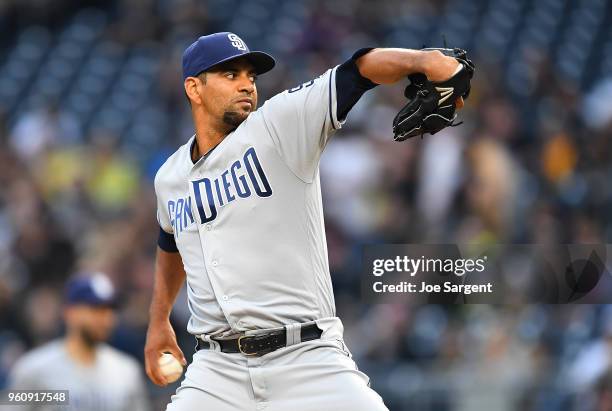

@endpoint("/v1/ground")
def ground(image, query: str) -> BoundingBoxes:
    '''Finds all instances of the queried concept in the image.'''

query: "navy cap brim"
[243,51,276,75]
[65,295,118,308]
[198,51,276,76]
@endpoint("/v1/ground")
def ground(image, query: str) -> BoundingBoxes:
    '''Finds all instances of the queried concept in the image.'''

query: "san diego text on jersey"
[168,146,272,234]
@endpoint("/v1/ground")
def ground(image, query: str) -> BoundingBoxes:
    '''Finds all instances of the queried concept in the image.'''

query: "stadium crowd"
[1,0,612,410]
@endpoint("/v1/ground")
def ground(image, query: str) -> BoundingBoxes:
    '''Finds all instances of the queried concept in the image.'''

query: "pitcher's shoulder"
[98,344,141,374]
[11,340,65,374]
[154,137,193,190]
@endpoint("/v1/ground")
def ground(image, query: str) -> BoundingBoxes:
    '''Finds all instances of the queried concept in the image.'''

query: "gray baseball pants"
[165,317,388,411]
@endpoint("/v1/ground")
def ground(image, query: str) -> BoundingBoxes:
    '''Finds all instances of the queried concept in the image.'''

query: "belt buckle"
[238,335,258,356]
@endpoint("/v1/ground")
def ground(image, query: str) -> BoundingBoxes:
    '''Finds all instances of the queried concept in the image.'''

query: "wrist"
[148,310,171,325]
[416,50,438,75]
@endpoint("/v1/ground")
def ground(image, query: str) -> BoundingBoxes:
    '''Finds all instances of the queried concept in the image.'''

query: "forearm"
[356,48,459,84]
[149,247,186,323]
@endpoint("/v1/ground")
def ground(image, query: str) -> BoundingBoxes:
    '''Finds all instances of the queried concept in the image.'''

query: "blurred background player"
[6,273,149,411]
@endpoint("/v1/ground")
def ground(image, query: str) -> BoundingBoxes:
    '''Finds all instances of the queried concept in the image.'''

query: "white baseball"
[158,353,184,383]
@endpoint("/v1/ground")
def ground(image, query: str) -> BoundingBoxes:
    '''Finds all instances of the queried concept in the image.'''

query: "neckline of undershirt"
[190,136,219,165]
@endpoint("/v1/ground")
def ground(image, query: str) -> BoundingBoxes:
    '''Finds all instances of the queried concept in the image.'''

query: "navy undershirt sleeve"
[158,226,178,252]
[335,48,379,121]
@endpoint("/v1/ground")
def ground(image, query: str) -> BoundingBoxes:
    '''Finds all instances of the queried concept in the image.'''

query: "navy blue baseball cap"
[182,32,276,80]
[65,273,117,307]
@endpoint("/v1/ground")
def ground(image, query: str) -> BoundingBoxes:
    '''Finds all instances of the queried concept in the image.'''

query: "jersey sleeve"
[154,171,179,252]
[8,359,41,390]
[154,172,173,234]
[7,357,42,411]
[259,66,343,183]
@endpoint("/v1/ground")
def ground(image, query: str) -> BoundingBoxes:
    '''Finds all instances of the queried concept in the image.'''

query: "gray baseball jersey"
[155,66,343,338]
[6,340,149,411]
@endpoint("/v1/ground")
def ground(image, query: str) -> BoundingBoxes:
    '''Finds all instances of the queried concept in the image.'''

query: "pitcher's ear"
[184,77,204,106]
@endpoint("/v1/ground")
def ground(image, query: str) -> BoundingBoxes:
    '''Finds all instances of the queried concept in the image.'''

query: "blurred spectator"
[10,101,80,161]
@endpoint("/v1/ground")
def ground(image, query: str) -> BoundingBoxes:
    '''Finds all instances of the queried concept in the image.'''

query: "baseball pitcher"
[145,32,474,411]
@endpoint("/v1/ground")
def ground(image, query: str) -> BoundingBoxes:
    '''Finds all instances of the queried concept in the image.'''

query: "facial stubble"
[79,326,102,348]
[222,109,249,130]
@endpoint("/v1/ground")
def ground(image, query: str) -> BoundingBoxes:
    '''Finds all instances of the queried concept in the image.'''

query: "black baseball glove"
[392,48,475,141]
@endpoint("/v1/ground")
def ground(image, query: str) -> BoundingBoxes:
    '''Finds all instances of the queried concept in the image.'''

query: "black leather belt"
[195,323,322,356]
